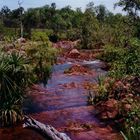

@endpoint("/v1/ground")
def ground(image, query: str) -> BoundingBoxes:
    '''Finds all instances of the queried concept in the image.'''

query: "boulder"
[68,49,80,58]
[64,64,89,74]
[97,99,119,120]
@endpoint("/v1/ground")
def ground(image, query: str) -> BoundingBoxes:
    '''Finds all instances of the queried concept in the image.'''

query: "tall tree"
[95,5,108,22]
[115,0,140,38]
[81,2,99,49]
[18,0,24,38]
[115,0,140,19]
[0,6,11,25]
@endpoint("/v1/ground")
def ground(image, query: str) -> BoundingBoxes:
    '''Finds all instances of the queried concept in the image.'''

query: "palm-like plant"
[0,51,31,126]
[0,99,23,126]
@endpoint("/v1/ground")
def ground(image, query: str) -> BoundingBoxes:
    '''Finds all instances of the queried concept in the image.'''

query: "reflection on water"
[24,59,107,113]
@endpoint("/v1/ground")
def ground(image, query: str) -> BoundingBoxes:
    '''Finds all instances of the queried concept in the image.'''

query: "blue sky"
[0,0,124,13]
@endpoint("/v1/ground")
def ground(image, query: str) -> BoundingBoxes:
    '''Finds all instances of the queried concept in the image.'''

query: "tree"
[115,0,140,19]
[18,0,24,37]
[0,6,11,17]
[51,3,56,10]
[0,51,31,126]
[95,5,108,22]
[81,3,99,49]
[115,0,140,38]
[0,6,11,25]
[86,2,95,13]
[23,9,38,38]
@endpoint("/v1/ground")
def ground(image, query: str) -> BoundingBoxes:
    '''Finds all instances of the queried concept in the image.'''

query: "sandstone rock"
[68,49,80,58]
[64,64,90,74]
[98,99,119,120]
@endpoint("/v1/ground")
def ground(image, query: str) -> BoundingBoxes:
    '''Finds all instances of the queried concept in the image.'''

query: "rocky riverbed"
[0,42,123,140]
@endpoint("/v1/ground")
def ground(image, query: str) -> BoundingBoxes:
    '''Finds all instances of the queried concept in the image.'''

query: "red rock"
[68,49,80,58]
[106,110,118,119]
[98,99,119,120]
[124,104,131,111]
[105,99,118,109]
[65,64,90,74]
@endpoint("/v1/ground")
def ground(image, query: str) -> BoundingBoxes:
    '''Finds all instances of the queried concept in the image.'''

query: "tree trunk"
[23,116,71,140]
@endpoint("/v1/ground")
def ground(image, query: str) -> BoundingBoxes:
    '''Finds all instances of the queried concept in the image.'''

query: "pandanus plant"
[0,51,31,126]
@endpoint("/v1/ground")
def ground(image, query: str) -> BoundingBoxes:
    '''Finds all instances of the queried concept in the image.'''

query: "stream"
[25,59,106,113]
[0,54,123,140]
[23,57,122,140]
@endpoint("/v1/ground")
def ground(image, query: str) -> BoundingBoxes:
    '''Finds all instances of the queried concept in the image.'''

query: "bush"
[100,38,140,79]
[120,98,140,140]
[25,40,58,83]
[101,44,125,63]
[31,30,49,42]
[0,51,31,126]
[66,28,81,41]
[0,26,19,41]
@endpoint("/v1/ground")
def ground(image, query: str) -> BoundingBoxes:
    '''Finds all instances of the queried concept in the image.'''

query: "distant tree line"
[0,1,140,48]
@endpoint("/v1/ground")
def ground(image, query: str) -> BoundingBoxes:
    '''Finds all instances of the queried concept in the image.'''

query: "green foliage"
[120,99,140,140]
[25,40,58,82]
[0,27,19,41]
[0,39,57,126]
[115,0,140,18]
[0,100,23,126]
[0,51,31,126]
[95,5,109,22]
[87,90,94,105]
[121,126,140,140]
[31,30,50,41]
[93,75,140,139]
[1,1,140,133]
[125,38,140,76]
[81,6,99,49]
[66,28,81,41]
[100,38,140,79]
[92,76,112,104]
[101,45,125,62]
[97,76,108,99]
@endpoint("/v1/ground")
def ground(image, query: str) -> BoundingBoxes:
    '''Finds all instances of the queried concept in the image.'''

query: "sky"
[0,0,124,14]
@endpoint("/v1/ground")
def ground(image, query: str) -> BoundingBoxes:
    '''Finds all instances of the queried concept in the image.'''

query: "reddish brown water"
[0,55,123,140]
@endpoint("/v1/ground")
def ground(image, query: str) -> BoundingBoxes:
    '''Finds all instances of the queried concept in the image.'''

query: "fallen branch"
[23,116,71,140]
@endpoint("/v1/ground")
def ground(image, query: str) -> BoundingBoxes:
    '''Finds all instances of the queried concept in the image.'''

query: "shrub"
[101,44,125,63]
[31,30,49,42]
[25,40,58,83]
[66,28,81,41]
[0,51,31,126]
[120,98,140,140]
[100,38,140,79]
[0,100,23,126]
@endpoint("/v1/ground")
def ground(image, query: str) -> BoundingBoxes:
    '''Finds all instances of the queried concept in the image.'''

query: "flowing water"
[0,56,123,140]
[24,59,106,113]
[23,58,122,140]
